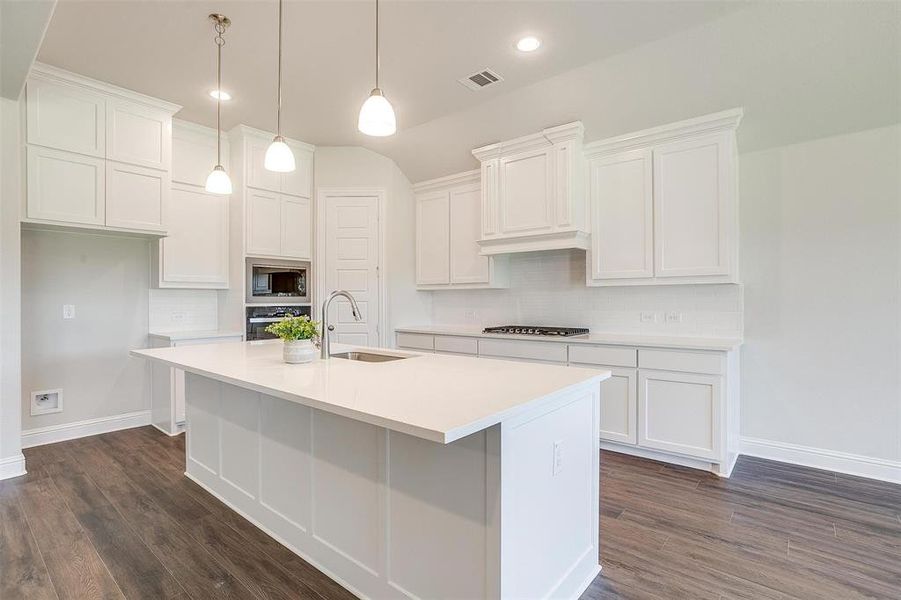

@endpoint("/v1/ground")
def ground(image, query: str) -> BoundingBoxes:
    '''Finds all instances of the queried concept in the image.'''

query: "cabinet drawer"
[396,333,434,351]
[434,335,478,355]
[638,348,724,375]
[568,344,637,368]
[478,339,567,363]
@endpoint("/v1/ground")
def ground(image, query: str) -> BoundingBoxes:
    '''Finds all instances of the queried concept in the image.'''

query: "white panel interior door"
[415,191,450,285]
[26,146,105,225]
[325,194,380,346]
[105,161,167,231]
[246,188,282,256]
[162,185,228,284]
[590,149,654,279]
[653,133,731,277]
[449,184,489,284]
[280,195,312,259]
[26,78,105,157]
[638,369,721,460]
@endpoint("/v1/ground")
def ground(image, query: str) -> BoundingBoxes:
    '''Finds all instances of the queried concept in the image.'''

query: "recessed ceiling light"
[516,36,541,52]
[209,89,232,101]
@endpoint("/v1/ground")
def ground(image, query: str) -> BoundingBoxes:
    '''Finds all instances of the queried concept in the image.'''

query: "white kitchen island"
[132,340,610,600]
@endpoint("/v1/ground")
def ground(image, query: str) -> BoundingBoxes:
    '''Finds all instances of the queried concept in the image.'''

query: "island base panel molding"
[183,373,600,600]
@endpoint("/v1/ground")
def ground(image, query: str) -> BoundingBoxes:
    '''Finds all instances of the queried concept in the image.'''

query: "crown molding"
[29,62,182,114]
[413,169,479,193]
[228,123,315,153]
[473,121,584,160]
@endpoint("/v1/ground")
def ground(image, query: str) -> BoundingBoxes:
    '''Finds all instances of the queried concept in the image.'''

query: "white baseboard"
[21,410,151,449]
[740,437,901,485]
[0,453,26,480]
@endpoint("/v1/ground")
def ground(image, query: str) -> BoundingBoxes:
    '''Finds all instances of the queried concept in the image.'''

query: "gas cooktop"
[482,326,589,337]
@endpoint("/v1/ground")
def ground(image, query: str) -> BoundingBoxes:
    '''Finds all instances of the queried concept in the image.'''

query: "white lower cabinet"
[395,330,739,476]
[638,369,721,460]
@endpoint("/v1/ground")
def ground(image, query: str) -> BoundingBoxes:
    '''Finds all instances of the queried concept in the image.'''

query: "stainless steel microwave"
[245,258,311,304]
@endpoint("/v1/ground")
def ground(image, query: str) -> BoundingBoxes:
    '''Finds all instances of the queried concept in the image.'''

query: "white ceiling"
[36,1,741,143]
[35,1,900,182]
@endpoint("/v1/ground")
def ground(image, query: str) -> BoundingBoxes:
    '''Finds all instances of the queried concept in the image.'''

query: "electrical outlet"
[665,311,682,323]
[640,312,656,323]
[62,304,75,319]
[171,311,186,323]
[553,440,564,476]
[464,309,477,320]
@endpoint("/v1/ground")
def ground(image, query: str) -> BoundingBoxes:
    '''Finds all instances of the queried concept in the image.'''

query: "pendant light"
[264,0,296,172]
[358,0,396,137]
[206,14,233,195]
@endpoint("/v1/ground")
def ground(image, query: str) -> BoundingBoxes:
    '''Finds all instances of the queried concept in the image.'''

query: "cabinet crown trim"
[583,108,743,158]
[472,121,584,160]
[413,169,479,193]
[228,124,315,153]
[29,62,181,114]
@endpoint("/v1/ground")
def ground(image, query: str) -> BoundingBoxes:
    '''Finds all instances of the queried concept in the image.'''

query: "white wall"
[429,251,742,337]
[0,97,24,475]
[314,147,430,342]
[740,125,901,463]
[21,230,151,431]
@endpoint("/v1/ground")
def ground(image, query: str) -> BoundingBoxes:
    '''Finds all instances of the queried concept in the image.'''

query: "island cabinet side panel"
[498,383,601,600]
[182,374,501,600]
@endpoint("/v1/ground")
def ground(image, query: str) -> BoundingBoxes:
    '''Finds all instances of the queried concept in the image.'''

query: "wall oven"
[246,258,311,305]
[246,305,313,341]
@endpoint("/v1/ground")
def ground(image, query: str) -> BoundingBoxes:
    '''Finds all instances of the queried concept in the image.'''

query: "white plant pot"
[283,339,317,364]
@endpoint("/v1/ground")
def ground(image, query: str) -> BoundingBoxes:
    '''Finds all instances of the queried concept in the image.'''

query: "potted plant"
[265,316,320,364]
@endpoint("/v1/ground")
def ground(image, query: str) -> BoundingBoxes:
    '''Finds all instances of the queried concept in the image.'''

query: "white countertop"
[131,340,609,444]
[149,330,244,342]
[395,325,742,352]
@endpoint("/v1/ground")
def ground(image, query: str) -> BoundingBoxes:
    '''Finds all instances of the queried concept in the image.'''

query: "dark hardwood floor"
[2,427,899,599]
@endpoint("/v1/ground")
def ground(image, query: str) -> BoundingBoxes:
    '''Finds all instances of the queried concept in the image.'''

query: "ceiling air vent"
[459,68,504,91]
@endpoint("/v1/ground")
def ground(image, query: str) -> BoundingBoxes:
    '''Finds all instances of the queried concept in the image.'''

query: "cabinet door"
[26,78,105,157]
[638,369,722,460]
[449,184,489,284]
[246,137,281,192]
[416,191,450,285]
[480,158,499,237]
[281,143,313,198]
[598,367,638,445]
[107,100,171,170]
[498,148,553,235]
[160,185,229,286]
[281,195,312,259]
[246,188,282,256]
[589,150,654,279]
[653,133,732,277]
[105,161,167,231]
[26,146,105,225]
[171,124,223,187]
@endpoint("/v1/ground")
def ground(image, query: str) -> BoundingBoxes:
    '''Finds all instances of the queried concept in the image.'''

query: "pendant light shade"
[265,136,296,172]
[205,165,233,194]
[358,0,396,137]
[358,88,396,137]
[206,13,232,195]
[265,0,296,172]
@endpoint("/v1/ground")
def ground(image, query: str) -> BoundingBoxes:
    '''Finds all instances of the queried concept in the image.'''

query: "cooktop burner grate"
[482,326,589,337]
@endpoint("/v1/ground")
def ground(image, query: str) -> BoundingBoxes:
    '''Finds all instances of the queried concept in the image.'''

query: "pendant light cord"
[375,0,379,89]
[276,0,283,136]
[214,19,227,165]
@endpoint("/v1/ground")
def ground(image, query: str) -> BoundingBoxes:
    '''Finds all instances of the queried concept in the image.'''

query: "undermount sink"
[331,351,408,363]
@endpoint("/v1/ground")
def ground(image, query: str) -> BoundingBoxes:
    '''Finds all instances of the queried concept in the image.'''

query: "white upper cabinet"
[653,133,733,278]
[589,149,654,280]
[230,126,315,260]
[281,195,312,259]
[23,64,180,236]
[473,122,587,256]
[154,121,230,289]
[414,171,508,289]
[106,99,171,170]
[586,109,741,286]
[416,190,450,285]
[26,76,105,157]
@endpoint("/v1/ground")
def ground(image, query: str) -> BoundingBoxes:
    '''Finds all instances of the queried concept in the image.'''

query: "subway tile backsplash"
[149,289,219,333]
[429,250,743,337]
